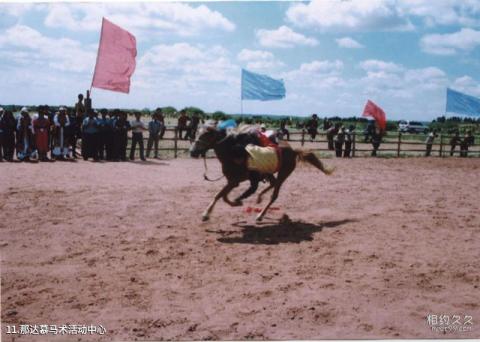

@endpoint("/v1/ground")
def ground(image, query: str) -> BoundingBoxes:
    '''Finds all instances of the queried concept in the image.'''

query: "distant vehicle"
[398,120,428,133]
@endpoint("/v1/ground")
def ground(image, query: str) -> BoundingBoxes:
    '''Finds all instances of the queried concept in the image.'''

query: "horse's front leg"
[233,173,261,206]
[202,182,237,221]
[222,181,240,206]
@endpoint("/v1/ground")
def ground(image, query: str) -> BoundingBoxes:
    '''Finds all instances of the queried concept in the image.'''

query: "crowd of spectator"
[0,93,203,162]
[0,101,476,162]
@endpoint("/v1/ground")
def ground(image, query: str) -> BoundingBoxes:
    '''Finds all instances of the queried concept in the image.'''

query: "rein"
[203,155,224,182]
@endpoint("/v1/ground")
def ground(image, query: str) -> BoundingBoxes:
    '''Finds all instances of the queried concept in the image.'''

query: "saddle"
[245,144,280,174]
[228,129,281,174]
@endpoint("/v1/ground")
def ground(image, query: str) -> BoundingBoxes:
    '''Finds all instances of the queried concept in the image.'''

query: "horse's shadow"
[208,218,356,245]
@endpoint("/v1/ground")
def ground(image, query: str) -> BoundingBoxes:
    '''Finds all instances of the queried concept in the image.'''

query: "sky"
[0,0,480,120]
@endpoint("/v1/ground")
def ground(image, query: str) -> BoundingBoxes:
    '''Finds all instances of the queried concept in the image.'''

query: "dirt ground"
[1,156,479,341]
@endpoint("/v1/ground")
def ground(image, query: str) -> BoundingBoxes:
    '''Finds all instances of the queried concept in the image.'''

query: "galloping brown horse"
[190,126,334,222]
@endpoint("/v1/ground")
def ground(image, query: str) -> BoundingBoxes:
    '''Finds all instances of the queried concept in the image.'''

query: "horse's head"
[190,124,222,158]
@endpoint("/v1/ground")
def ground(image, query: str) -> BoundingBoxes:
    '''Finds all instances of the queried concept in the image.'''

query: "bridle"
[193,129,225,182]
[203,156,224,182]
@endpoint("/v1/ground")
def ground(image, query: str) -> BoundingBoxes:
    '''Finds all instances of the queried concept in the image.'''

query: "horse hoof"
[255,214,263,222]
[233,200,243,207]
[202,215,210,222]
[256,197,262,204]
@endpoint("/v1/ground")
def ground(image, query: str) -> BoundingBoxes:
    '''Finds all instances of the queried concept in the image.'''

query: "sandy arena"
[1,157,479,340]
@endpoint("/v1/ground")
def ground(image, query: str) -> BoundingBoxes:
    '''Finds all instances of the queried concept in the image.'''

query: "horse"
[190,125,334,222]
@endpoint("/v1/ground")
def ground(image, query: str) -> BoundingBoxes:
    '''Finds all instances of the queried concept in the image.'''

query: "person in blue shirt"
[81,110,100,161]
[98,109,114,160]
[146,112,162,159]
[112,111,131,161]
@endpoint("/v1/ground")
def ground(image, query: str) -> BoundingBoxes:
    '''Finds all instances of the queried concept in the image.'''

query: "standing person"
[326,123,340,150]
[364,120,375,142]
[66,107,78,158]
[53,107,71,160]
[16,107,35,161]
[276,119,290,141]
[344,125,355,158]
[155,108,166,139]
[185,111,201,141]
[177,110,188,140]
[146,113,162,159]
[306,114,319,141]
[323,118,331,131]
[0,108,4,161]
[371,126,382,157]
[334,126,346,157]
[0,110,16,161]
[450,131,461,156]
[460,130,475,157]
[73,94,85,158]
[97,109,114,160]
[82,110,99,161]
[130,112,147,161]
[32,106,51,161]
[425,129,437,157]
[44,105,55,159]
[112,111,130,161]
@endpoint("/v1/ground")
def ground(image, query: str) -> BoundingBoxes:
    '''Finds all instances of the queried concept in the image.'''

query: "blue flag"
[241,69,286,101]
[446,88,480,117]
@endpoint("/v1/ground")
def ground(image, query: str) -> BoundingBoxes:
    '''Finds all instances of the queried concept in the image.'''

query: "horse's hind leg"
[202,182,236,221]
[256,174,276,204]
[256,156,295,222]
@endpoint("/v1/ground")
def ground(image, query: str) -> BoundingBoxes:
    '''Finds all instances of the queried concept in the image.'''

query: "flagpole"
[240,69,243,115]
[90,17,105,95]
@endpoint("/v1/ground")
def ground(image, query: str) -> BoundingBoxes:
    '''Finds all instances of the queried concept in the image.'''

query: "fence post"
[174,128,178,158]
[352,132,356,157]
[301,129,305,146]
[439,134,443,157]
[397,132,401,157]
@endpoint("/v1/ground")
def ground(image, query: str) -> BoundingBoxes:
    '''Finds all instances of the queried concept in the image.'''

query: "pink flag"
[91,18,137,94]
[362,99,387,132]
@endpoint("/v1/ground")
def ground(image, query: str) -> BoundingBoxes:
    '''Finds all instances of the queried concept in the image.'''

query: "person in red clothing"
[33,106,51,161]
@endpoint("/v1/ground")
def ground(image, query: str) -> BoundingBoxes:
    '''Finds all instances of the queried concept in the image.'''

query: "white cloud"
[0,24,96,73]
[397,0,480,27]
[237,49,284,70]
[336,37,364,48]
[420,28,480,55]
[43,3,235,36]
[283,60,345,92]
[286,0,413,32]
[296,60,344,74]
[451,75,480,96]
[137,43,238,90]
[237,49,274,62]
[286,0,480,32]
[0,3,35,17]
[359,59,404,73]
[256,26,318,48]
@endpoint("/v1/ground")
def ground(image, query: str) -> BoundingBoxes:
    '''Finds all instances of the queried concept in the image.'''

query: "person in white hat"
[16,107,35,161]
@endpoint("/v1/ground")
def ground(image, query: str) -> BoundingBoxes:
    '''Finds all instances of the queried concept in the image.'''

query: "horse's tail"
[294,149,335,175]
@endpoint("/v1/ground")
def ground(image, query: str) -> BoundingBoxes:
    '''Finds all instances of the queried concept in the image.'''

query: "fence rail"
[127,127,480,158]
